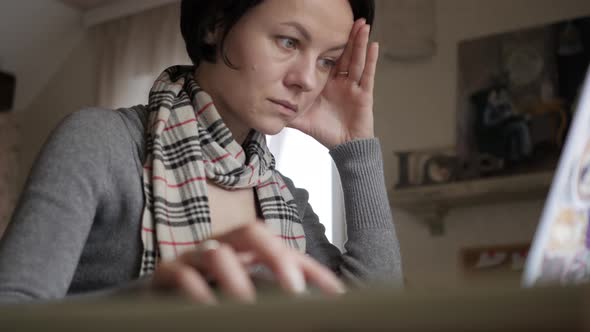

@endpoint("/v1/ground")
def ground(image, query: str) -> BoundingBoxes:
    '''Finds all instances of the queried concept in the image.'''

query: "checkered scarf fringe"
[139,66,306,275]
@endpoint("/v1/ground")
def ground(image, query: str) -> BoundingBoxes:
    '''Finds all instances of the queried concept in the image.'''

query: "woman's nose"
[284,56,318,93]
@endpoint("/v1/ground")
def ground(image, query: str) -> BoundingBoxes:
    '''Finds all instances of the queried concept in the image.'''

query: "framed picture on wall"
[456,16,590,180]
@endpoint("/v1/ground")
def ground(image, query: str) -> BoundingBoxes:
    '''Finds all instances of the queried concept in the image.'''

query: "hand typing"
[150,222,345,304]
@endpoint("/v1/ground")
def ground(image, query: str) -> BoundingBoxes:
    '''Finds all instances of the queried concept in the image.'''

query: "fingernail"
[284,265,307,294]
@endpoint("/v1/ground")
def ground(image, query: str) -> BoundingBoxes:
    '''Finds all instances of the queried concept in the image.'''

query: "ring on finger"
[336,70,349,78]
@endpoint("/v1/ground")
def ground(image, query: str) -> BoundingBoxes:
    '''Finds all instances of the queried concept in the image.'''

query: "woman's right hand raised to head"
[150,222,346,304]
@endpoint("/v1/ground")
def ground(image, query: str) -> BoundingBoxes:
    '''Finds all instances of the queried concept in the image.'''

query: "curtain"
[95,2,190,109]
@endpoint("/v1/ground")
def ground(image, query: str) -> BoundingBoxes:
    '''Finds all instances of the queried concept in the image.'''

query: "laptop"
[523,67,590,287]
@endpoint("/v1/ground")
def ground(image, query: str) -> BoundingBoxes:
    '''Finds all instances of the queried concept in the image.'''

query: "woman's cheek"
[303,96,320,114]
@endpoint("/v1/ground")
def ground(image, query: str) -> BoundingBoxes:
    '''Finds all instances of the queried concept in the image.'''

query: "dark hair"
[180,0,375,67]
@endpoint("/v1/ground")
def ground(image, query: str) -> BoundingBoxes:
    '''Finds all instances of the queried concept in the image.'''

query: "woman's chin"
[255,123,287,136]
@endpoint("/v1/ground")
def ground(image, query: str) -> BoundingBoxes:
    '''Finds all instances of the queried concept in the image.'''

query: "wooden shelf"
[389,171,554,235]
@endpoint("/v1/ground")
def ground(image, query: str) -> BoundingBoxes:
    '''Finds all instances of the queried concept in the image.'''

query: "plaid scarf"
[139,66,306,275]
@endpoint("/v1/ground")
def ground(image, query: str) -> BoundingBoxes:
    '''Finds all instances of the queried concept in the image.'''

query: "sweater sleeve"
[283,138,403,288]
[0,109,114,303]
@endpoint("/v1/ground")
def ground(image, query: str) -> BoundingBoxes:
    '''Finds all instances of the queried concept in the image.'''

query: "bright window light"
[267,129,333,243]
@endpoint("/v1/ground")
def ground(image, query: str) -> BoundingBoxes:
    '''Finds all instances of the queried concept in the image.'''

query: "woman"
[0,0,402,304]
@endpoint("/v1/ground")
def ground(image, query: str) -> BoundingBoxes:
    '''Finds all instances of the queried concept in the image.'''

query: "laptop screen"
[523,68,590,286]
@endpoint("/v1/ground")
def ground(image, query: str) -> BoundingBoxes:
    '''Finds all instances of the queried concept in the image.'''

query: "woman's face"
[196,0,354,140]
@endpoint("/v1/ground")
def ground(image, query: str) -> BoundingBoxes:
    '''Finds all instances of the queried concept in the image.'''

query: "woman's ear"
[204,29,217,45]
[204,22,223,45]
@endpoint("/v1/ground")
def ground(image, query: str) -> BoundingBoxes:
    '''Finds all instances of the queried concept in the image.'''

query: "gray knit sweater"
[0,106,402,303]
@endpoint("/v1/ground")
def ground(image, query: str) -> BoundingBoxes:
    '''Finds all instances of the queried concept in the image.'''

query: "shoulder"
[112,105,149,146]
[53,106,147,148]
[63,107,120,124]
[38,107,148,169]
[59,106,146,135]
[55,107,125,142]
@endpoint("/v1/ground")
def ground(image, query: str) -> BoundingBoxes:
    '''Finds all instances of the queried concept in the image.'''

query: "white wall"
[14,31,99,193]
[374,0,590,288]
[0,0,84,111]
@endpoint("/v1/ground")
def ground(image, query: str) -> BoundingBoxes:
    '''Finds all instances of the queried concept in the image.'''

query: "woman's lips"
[269,99,298,113]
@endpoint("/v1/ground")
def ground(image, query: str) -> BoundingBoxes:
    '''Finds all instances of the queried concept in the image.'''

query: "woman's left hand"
[288,19,379,149]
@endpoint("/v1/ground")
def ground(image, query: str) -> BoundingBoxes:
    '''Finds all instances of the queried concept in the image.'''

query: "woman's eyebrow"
[326,44,347,53]
[280,21,311,41]
[279,21,347,52]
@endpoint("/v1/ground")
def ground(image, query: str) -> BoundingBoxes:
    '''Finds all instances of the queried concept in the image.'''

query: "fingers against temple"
[360,42,379,91]
[336,19,366,77]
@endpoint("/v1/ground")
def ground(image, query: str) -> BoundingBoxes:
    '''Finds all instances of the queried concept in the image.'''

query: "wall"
[0,0,85,111]
[0,0,90,232]
[374,0,590,288]
[14,30,99,196]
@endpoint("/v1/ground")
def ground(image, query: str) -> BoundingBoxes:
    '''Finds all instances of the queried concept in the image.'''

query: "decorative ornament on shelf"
[394,147,458,188]
[374,0,437,61]
[394,147,505,189]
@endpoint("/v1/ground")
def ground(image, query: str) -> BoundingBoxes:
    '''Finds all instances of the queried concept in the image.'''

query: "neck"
[216,107,251,145]
[194,66,251,145]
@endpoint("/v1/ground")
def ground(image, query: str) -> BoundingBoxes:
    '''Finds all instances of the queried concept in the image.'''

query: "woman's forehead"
[250,0,354,41]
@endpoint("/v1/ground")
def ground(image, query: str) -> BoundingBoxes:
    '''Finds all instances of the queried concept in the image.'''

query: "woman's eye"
[318,58,337,70]
[278,37,298,50]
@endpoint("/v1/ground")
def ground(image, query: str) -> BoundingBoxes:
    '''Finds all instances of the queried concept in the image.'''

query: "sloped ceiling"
[0,0,84,111]
[59,0,120,11]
